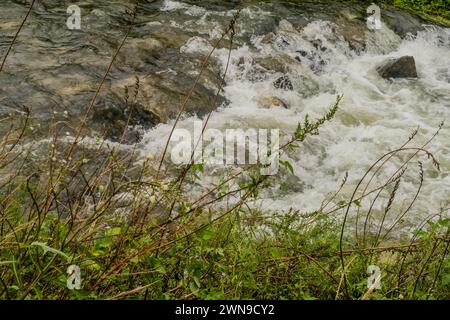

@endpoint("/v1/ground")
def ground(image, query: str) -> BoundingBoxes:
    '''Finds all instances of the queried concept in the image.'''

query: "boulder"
[382,8,426,38]
[377,56,418,79]
[260,32,276,44]
[255,56,288,73]
[334,15,366,53]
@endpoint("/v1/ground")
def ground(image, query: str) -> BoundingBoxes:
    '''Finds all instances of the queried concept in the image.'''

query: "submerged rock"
[377,56,418,79]
[90,67,227,143]
[255,56,288,74]
[260,32,276,44]
[92,100,161,143]
[274,75,294,91]
[334,13,367,53]
[310,39,328,52]
[257,96,288,109]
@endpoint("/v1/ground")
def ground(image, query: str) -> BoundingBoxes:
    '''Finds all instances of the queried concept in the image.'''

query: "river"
[1,0,449,234]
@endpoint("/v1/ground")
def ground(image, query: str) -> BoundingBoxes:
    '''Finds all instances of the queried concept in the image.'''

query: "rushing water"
[139,0,450,232]
[1,0,449,232]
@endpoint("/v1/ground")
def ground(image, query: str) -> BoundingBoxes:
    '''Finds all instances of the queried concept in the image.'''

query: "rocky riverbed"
[1,0,449,230]
[0,0,440,141]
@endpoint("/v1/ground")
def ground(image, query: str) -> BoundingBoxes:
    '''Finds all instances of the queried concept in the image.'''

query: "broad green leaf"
[30,242,70,261]
[280,160,294,175]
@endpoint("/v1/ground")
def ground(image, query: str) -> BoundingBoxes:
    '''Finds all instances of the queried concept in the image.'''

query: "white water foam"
[139,3,450,231]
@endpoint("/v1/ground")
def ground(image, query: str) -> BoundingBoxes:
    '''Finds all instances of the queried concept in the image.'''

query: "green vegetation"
[0,97,448,300]
[346,0,449,25]
[381,0,449,24]
[253,0,449,25]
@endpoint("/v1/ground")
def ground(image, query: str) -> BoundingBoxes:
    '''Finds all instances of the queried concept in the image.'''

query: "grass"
[0,0,449,300]
[338,0,450,24]
[252,0,449,26]
[360,0,449,26]
[385,0,449,25]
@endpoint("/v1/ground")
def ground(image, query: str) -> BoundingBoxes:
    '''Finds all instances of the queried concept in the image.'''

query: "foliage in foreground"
[0,99,449,300]
[1,186,449,300]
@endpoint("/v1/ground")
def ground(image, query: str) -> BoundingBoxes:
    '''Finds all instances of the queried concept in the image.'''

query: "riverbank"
[251,0,449,26]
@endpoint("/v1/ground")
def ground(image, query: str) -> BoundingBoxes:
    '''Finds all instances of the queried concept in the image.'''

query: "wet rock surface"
[333,10,367,53]
[382,7,427,38]
[257,95,288,109]
[377,56,418,79]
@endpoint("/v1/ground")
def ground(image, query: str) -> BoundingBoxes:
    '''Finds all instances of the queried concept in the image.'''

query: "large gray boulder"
[382,8,427,38]
[377,56,418,79]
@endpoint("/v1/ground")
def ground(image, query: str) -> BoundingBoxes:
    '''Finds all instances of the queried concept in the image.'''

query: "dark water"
[0,0,429,141]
